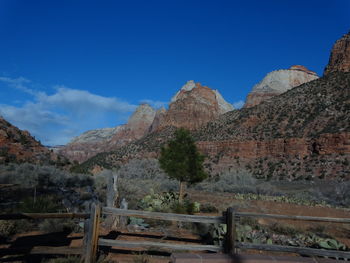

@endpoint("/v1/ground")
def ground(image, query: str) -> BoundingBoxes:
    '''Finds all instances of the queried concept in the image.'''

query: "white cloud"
[232,100,245,109]
[0,77,138,145]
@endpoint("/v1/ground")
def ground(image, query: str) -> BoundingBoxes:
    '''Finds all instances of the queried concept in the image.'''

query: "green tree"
[159,128,207,203]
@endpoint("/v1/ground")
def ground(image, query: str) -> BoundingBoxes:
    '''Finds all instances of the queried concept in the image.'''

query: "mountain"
[58,104,156,163]
[324,31,350,75]
[150,80,233,131]
[78,72,350,180]
[244,65,318,108]
[59,81,232,162]
[0,116,61,164]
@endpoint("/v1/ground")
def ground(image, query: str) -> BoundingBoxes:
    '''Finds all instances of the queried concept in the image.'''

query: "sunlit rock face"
[151,81,234,131]
[324,31,350,75]
[244,65,318,108]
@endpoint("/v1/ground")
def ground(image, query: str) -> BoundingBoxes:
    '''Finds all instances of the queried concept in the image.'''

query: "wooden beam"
[236,242,350,259]
[84,203,101,263]
[102,207,225,224]
[98,238,222,252]
[0,246,82,256]
[236,212,350,223]
[0,213,89,220]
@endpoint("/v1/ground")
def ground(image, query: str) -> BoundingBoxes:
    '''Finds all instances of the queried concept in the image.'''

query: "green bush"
[200,203,219,213]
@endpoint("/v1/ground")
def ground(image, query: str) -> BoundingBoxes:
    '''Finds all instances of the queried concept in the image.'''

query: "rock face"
[151,81,233,131]
[0,116,59,164]
[58,104,156,163]
[69,127,121,144]
[324,31,350,75]
[108,104,156,147]
[244,65,318,108]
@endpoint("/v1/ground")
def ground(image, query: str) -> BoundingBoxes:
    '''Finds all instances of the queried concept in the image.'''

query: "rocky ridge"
[324,31,350,75]
[0,116,60,164]
[244,65,318,108]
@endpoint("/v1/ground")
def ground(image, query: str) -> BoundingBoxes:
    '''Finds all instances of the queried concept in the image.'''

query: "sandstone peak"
[289,65,317,76]
[244,66,319,108]
[171,80,196,102]
[324,31,350,75]
[152,81,233,131]
[214,89,234,114]
[127,103,156,126]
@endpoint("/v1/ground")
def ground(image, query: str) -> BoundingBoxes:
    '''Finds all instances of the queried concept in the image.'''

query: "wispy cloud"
[232,100,245,109]
[139,99,168,109]
[0,77,138,145]
[0,76,36,96]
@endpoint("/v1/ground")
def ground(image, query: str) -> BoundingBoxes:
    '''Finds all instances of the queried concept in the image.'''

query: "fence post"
[84,203,101,263]
[225,207,236,255]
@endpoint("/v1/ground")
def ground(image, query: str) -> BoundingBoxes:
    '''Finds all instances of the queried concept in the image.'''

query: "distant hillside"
[78,72,350,180]
[0,117,66,165]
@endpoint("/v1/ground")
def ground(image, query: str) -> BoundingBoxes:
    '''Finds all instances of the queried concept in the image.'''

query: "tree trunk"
[179,181,185,204]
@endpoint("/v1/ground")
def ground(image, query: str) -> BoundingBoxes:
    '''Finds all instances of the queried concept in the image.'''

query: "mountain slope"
[0,116,61,164]
[78,72,350,180]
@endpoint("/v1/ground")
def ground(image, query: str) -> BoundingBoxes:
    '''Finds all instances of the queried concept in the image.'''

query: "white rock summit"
[244,65,319,108]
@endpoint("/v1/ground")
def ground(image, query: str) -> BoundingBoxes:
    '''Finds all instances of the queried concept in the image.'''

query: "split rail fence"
[1,205,350,262]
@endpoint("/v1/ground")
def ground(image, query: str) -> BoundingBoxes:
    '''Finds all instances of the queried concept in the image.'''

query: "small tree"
[159,128,207,203]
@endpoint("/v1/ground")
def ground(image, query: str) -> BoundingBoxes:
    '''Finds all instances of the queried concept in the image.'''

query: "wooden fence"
[84,204,350,262]
[1,206,350,262]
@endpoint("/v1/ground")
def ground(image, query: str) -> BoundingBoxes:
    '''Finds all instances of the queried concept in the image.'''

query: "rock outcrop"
[69,127,122,144]
[0,116,59,164]
[151,81,233,131]
[244,65,318,108]
[324,31,350,75]
[58,104,156,163]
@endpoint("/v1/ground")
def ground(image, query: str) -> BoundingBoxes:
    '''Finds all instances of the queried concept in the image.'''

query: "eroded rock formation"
[324,31,350,75]
[151,81,233,131]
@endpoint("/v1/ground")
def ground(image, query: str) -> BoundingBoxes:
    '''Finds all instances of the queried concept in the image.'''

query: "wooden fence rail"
[1,206,350,262]
[236,212,350,223]
[102,207,225,224]
[236,243,350,259]
[0,213,89,220]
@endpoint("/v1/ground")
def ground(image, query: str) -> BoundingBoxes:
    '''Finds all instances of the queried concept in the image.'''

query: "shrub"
[19,196,62,213]
[0,220,16,240]
[39,219,78,233]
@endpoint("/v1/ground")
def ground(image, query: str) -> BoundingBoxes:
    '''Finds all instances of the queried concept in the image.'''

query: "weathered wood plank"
[0,213,89,220]
[102,207,225,224]
[236,242,350,259]
[0,246,82,256]
[225,207,236,255]
[84,203,100,263]
[236,212,350,223]
[98,238,222,252]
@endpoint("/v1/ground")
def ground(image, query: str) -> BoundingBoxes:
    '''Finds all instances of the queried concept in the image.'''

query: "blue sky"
[0,0,349,145]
